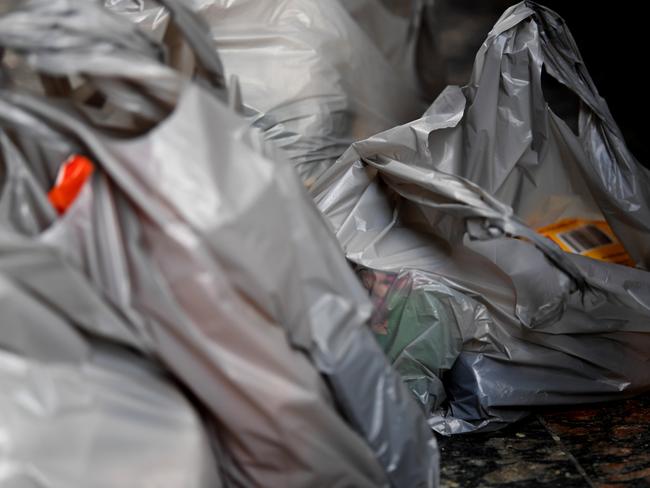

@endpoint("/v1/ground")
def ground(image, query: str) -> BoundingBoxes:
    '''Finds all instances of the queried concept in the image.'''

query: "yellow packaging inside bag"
[537,218,634,266]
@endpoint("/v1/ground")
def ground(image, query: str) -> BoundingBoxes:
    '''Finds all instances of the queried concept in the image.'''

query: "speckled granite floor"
[438,394,650,487]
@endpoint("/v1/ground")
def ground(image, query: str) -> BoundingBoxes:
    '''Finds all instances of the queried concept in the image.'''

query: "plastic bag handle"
[0,0,225,94]
[153,0,225,90]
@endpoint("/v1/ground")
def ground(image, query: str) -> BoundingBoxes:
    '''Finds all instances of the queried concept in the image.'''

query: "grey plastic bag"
[0,1,439,485]
[105,0,429,186]
[313,1,650,434]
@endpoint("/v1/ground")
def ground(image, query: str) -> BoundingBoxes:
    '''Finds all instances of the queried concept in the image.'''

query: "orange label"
[537,218,634,266]
[48,154,95,214]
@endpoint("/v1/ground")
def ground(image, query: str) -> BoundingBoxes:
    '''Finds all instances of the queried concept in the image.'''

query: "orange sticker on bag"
[537,218,634,266]
[48,154,95,214]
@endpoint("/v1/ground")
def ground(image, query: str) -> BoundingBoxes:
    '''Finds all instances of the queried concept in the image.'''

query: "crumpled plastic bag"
[0,0,439,486]
[105,0,432,185]
[312,1,650,434]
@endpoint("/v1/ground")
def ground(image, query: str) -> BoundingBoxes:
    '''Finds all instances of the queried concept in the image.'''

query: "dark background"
[543,1,645,165]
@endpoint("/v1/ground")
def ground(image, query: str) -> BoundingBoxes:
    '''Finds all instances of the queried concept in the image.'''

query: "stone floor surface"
[439,394,650,487]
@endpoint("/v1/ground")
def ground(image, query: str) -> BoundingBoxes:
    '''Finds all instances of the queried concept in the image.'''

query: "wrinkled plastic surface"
[0,265,216,488]
[313,1,650,434]
[0,0,439,486]
[0,345,220,488]
[105,0,429,185]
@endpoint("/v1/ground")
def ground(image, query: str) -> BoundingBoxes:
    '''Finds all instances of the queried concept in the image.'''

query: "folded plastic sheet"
[0,1,439,485]
[313,1,650,434]
[105,0,429,185]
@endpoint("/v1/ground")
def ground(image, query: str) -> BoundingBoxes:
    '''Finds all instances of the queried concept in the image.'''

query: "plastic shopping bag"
[0,0,439,485]
[313,1,650,434]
